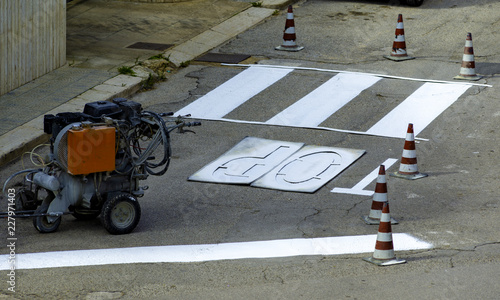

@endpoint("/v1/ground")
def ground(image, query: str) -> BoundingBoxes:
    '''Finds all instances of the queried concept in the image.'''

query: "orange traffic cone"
[275,5,304,52]
[363,165,398,225]
[391,123,427,180]
[384,14,414,61]
[363,202,406,266]
[454,32,482,81]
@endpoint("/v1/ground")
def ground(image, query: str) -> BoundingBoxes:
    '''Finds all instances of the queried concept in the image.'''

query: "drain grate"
[126,42,174,51]
[195,53,251,64]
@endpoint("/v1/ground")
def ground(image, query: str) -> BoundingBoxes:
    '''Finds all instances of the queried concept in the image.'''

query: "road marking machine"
[2,98,200,234]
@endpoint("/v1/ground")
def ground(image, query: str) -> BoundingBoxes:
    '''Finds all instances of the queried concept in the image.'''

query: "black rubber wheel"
[404,0,424,6]
[100,193,141,235]
[33,206,62,233]
[72,210,100,220]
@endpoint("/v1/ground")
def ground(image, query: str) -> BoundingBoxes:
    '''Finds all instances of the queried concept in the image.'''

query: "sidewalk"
[0,0,291,166]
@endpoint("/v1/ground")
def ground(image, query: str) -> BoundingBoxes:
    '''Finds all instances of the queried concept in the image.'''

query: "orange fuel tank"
[67,125,116,175]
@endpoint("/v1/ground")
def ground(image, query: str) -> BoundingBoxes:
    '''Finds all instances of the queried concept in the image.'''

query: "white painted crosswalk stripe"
[266,73,381,127]
[366,82,472,138]
[176,65,477,138]
[175,66,292,119]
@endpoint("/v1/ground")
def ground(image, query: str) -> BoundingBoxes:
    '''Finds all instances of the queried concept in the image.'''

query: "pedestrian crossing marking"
[366,82,472,138]
[175,66,292,119]
[266,73,381,127]
[175,65,486,139]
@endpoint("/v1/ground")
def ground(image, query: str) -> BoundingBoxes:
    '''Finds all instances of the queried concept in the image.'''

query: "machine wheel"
[100,193,141,235]
[72,210,100,220]
[33,206,62,233]
[404,0,424,6]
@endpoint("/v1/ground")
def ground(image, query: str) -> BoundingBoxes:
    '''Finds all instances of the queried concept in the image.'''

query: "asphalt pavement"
[2,0,500,299]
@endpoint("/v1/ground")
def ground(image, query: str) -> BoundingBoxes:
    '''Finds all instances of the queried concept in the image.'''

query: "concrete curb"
[0,2,291,166]
[163,7,277,67]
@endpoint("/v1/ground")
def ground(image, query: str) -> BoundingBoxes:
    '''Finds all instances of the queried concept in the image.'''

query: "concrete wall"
[0,0,66,96]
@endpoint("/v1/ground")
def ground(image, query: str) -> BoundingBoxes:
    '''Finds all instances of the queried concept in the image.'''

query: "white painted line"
[331,158,398,195]
[352,158,398,189]
[174,66,292,119]
[0,234,432,270]
[330,188,375,196]
[366,82,472,138]
[223,64,492,87]
[181,116,431,141]
[266,73,381,127]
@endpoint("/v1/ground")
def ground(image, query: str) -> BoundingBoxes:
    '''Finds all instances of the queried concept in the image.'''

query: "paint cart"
[1,98,200,234]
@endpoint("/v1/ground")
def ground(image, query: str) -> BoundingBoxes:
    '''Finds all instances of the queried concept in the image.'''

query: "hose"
[128,111,172,176]
[2,169,40,199]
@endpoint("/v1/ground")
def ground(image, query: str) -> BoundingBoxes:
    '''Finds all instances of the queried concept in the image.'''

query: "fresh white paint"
[266,73,381,127]
[331,158,398,195]
[174,66,292,119]
[366,82,471,138]
[0,234,432,270]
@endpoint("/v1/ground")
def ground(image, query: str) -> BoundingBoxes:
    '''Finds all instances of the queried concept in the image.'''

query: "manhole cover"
[126,42,174,51]
[195,53,251,64]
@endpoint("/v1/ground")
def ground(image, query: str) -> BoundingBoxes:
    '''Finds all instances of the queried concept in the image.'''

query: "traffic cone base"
[390,171,428,180]
[275,45,304,52]
[454,74,482,81]
[363,256,407,266]
[383,54,415,61]
[362,215,399,225]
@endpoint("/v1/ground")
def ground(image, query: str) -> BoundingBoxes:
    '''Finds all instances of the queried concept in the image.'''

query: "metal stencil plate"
[188,137,304,185]
[189,137,365,193]
[251,145,365,193]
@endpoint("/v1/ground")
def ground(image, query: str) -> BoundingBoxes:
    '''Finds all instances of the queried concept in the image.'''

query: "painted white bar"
[0,234,432,270]
[331,158,398,195]
[330,188,375,196]
[366,82,471,138]
[266,73,381,127]
[175,66,292,119]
